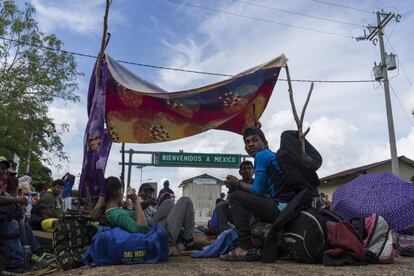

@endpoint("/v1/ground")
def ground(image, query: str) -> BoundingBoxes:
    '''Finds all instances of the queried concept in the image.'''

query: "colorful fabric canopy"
[79,54,286,203]
[105,55,287,143]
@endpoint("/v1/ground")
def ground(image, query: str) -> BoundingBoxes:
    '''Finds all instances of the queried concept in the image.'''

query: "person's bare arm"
[127,187,147,227]
[0,195,27,206]
[225,175,251,192]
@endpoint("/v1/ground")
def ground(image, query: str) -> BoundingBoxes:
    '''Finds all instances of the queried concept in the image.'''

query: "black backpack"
[268,130,322,203]
[52,213,97,270]
[280,208,339,263]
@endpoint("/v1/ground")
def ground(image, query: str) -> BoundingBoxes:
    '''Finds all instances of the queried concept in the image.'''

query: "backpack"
[393,229,414,257]
[83,224,169,265]
[52,213,97,270]
[281,208,338,263]
[268,131,322,203]
[352,213,396,264]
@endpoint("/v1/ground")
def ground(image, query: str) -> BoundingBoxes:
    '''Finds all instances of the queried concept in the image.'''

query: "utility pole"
[357,11,401,176]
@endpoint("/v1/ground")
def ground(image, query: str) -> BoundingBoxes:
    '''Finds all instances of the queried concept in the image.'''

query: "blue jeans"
[0,220,24,268]
[19,221,42,254]
[29,214,43,230]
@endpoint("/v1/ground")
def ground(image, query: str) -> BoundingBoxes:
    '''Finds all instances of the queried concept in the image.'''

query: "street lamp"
[136,165,145,185]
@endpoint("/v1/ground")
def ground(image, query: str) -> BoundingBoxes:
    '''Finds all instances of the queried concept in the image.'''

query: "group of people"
[0,157,63,273]
[29,173,75,231]
[103,126,311,261]
[1,125,315,272]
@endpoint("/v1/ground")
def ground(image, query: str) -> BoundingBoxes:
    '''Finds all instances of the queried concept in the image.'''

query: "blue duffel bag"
[83,224,169,265]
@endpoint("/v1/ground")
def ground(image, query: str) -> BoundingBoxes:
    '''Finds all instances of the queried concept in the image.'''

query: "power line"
[384,33,414,91]
[390,84,414,127]
[310,0,373,14]
[0,35,231,77]
[116,59,232,77]
[230,0,362,27]
[166,0,355,39]
[0,35,376,83]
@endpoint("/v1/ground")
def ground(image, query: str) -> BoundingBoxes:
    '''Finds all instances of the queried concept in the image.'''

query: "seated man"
[105,177,195,251]
[215,160,254,234]
[0,167,27,273]
[30,179,64,230]
[221,127,289,261]
[17,181,37,222]
[0,167,51,273]
[137,183,157,226]
[206,198,224,235]
[105,177,148,234]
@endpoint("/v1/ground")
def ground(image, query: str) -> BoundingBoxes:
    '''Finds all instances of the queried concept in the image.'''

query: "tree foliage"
[0,0,81,171]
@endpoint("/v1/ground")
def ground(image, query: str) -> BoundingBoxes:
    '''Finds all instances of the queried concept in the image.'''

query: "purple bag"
[393,225,414,257]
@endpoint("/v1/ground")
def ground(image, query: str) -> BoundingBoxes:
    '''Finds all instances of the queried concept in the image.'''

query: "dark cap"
[243,127,268,145]
[163,180,169,185]
[0,156,10,168]
[139,183,155,192]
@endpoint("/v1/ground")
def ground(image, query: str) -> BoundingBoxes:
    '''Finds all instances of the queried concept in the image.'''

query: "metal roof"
[178,173,225,188]
[320,155,414,184]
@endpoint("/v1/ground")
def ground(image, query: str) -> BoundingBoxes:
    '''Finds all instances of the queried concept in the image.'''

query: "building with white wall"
[179,174,224,225]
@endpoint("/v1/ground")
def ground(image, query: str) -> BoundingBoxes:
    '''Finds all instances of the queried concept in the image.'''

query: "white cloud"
[307,116,358,176]
[358,127,414,165]
[31,0,125,35]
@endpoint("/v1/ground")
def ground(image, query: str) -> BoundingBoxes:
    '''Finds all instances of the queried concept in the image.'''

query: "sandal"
[219,250,247,261]
[245,248,262,261]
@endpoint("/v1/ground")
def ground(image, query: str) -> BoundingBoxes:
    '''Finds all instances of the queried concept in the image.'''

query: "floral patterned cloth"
[105,54,287,143]
[79,54,287,201]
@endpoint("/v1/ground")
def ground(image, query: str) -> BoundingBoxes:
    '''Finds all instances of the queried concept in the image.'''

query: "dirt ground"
[52,256,413,276]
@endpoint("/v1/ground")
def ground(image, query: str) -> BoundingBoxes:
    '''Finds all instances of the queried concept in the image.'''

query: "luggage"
[269,130,322,203]
[393,226,414,257]
[83,224,169,265]
[52,214,96,270]
[353,214,396,264]
[281,208,332,263]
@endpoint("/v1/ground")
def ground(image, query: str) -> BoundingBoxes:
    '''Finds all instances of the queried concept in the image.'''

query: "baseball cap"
[243,127,268,145]
[18,181,37,195]
[0,156,10,168]
[139,183,155,192]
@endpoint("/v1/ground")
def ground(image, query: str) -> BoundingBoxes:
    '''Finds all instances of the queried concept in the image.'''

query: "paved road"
[53,256,413,276]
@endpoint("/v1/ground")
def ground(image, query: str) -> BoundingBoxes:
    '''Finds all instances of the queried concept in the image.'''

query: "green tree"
[0,0,81,170]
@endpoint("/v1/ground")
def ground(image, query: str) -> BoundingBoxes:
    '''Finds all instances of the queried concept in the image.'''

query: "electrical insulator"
[373,62,383,81]
[386,53,397,71]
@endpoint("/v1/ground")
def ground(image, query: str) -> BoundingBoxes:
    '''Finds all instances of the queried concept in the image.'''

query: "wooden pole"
[285,65,314,153]
[90,0,112,218]
[95,0,111,85]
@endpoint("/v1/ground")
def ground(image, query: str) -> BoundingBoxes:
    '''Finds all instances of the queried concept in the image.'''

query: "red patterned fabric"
[104,55,287,143]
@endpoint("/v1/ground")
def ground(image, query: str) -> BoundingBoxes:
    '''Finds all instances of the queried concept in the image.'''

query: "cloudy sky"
[16,0,414,195]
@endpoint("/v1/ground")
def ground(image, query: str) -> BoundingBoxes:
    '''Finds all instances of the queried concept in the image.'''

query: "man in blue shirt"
[61,173,75,212]
[221,127,287,261]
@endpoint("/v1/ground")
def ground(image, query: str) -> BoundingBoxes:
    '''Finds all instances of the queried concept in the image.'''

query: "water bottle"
[23,245,31,269]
